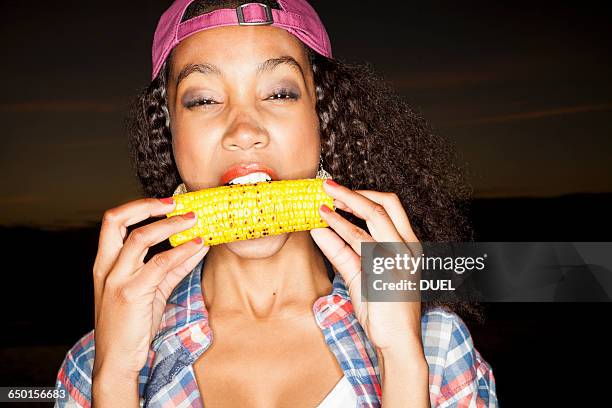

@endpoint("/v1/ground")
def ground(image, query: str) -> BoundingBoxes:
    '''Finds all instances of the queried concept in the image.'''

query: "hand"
[310,179,424,355]
[92,197,209,380]
[310,180,430,407]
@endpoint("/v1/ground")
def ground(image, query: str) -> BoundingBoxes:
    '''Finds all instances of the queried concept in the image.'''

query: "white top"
[316,375,358,407]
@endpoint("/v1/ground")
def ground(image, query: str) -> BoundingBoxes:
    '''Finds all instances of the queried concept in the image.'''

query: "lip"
[220,162,279,185]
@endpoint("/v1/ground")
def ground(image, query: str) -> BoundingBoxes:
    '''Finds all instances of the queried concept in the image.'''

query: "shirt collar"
[152,255,353,350]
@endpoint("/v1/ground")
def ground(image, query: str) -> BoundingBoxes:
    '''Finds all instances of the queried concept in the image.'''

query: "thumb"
[157,245,209,300]
[310,228,362,299]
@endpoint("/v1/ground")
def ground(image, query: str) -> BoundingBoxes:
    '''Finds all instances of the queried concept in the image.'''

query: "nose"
[222,114,270,151]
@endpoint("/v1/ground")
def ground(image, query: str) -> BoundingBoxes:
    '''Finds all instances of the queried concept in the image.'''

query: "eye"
[185,97,219,109]
[267,88,299,101]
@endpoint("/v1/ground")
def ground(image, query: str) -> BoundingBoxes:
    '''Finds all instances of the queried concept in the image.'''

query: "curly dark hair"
[127,0,482,321]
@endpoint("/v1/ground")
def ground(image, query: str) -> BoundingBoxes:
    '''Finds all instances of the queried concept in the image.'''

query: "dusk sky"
[1,0,611,227]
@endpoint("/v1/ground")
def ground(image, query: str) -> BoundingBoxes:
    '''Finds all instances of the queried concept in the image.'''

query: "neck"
[201,231,332,321]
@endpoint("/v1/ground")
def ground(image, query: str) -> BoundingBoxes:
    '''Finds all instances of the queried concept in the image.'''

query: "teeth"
[229,172,272,185]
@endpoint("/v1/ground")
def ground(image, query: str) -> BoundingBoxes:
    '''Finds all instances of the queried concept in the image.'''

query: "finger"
[322,180,403,242]
[318,205,375,256]
[156,244,210,301]
[94,197,175,323]
[350,191,422,259]
[335,190,418,242]
[310,228,362,295]
[333,195,422,271]
[94,197,176,282]
[110,212,199,281]
[133,237,208,291]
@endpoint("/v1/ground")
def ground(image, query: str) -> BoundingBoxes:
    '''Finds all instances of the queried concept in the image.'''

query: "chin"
[223,233,289,259]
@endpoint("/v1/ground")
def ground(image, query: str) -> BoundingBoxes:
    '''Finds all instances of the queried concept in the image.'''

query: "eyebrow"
[175,55,306,87]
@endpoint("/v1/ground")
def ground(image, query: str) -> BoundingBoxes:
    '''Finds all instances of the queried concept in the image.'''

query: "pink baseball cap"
[151,0,333,80]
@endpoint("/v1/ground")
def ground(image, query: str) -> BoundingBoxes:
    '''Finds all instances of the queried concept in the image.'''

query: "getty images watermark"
[361,242,612,302]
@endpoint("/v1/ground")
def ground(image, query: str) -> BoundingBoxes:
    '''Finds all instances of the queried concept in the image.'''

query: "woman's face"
[166,25,320,258]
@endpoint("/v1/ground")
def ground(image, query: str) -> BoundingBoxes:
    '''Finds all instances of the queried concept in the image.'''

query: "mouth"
[220,163,278,186]
[226,171,272,186]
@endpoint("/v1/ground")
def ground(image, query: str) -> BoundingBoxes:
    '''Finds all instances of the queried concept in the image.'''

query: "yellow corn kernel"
[166,178,334,246]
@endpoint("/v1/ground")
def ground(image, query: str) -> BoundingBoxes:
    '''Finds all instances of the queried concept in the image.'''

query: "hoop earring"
[173,182,187,195]
[161,104,170,128]
[316,154,332,179]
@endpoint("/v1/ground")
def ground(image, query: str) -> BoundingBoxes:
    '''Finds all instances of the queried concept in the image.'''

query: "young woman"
[55,1,497,407]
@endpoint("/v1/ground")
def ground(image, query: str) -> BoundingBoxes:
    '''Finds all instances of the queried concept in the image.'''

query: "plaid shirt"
[55,258,497,407]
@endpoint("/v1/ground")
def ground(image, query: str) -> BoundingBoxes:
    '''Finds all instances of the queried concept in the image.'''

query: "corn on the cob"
[166,178,334,246]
